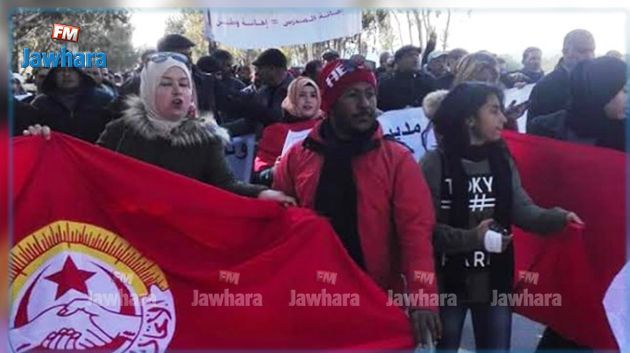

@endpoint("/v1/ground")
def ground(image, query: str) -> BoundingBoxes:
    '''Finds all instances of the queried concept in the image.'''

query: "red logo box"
[51,24,80,43]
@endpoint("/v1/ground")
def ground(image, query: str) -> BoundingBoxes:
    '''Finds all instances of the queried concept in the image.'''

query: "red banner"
[9,133,413,352]
[9,131,626,351]
[507,131,626,350]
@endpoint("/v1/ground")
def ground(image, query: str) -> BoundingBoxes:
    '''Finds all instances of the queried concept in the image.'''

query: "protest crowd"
[10,26,628,352]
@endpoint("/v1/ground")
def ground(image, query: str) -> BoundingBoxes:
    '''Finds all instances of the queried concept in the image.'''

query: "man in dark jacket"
[527,29,595,123]
[375,51,392,80]
[251,48,293,123]
[518,47,545,84]
[502,47,545,89]
[211,50,248,124]
[218,49,293,137]
[321,49,340,65]
[30,67,114,143]
[423,51,452,90]
[211,49,245,91]
[84,66,116,100]
[377,45,436,111]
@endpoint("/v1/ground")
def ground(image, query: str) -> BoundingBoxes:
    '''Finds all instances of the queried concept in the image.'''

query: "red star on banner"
[45,256,96,300]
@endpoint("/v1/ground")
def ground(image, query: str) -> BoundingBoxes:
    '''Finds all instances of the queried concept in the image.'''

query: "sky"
[130,8,627,61]
[442,10,625,57]
[130,10,174,48]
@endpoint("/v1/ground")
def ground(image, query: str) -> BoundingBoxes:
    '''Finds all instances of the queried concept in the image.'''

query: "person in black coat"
[211,49,245,91]
[30,67,114,143]
[528,56,626,152]
[302,59,323,83]
[377,45,436,111]
[25,53,296,205]
[527,29,595,123]
[210,50,248,125]
[12,97,40,137]
[220,49,294,136]
[530,55,623,353]
[502,47,545,89]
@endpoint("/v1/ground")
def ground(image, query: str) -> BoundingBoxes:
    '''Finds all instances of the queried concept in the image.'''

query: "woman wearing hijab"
[529,56,627,152]
[527,56,626,351]
[26,52,295,204]
[420,82,582,351]
[253,76,324,185]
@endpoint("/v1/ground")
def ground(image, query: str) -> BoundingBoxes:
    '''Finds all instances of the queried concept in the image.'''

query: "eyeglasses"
[147,52,190,65]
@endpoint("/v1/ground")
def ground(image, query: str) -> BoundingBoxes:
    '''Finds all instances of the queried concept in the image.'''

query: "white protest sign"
[504,84,535,133]
[504,83,535,106]
[225,134,256,182]
[204,10,362,49]
[281,129,312,157]
[377,107,434,161]
[517,110,528,133]
[603,261,630,353]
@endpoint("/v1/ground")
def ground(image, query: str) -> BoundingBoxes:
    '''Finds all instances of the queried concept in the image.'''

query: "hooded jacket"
[31,67,114,143]
[96,96,266,198]
[529,57,627,152]
[273,120,438,310]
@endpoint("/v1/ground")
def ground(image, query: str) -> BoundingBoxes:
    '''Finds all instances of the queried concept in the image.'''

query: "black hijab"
[567,56,627,151]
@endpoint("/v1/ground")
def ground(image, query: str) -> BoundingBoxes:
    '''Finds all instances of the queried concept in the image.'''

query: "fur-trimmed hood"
[121,95,230,147]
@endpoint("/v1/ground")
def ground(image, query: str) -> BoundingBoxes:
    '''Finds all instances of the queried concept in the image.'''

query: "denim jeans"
[437,302,512,352]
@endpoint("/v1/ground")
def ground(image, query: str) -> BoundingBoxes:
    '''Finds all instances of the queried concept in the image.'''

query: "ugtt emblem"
[9,221,176,352]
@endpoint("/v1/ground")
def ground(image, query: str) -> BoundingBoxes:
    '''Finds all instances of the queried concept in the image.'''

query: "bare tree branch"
[442,10,452,51]
[391,10,404,48]
[405,10,414,45]
[412,10,423,49]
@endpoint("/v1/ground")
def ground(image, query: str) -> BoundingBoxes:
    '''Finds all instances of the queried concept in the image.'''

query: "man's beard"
[331,109,377,138]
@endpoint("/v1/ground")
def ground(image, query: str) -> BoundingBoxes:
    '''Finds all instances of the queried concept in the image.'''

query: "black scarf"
[447,142,513,230]
[304,119,379,269]
[441,142,515,295]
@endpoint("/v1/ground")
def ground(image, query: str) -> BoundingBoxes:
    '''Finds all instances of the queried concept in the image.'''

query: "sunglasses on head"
[148,52,190,65]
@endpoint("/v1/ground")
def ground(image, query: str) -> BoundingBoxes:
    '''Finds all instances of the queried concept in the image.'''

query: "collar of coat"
[122,95,230,147]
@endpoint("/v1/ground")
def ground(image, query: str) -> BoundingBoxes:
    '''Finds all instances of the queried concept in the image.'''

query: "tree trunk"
[208,40,218,54]
[336,38,344,56]
[442,10,452,51]
[412,10,423,49]
[406,10,414,46]
[306,43,313,64]
[422,9,433,44]
[391,10,404,48]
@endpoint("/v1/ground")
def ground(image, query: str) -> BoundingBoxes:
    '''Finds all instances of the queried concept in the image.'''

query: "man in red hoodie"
[273,59,441,347]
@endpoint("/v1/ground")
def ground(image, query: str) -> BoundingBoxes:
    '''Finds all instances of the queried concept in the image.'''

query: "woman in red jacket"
[253,76,324,185]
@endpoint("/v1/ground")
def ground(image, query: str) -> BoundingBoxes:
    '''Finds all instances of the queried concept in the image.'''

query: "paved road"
[459,313,545,352]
